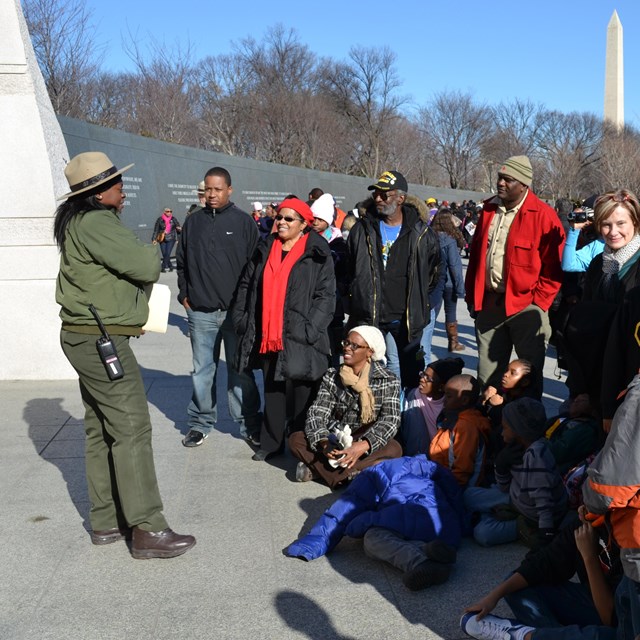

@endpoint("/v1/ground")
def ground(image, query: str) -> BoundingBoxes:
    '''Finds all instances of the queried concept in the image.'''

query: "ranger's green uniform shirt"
[56,208,161,335]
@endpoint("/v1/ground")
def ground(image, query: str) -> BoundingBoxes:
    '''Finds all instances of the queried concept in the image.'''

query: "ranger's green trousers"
[61,330,168,532]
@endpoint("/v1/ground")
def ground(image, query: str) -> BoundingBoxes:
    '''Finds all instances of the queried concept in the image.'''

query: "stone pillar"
[604,10,624,129]
[0,0,74,378]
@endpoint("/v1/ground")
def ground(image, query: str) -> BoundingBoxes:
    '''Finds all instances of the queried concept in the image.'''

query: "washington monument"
[604,9,624,128]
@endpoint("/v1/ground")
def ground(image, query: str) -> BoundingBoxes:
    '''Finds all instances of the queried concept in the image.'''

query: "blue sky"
[84,0,639,128]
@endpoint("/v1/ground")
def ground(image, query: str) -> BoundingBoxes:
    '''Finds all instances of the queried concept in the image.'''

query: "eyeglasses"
[341,339,367,351]
[275,214,304,223]
[419,371,436,383]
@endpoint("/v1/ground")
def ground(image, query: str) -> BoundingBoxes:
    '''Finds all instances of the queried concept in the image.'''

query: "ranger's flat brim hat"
[58,151,134,200]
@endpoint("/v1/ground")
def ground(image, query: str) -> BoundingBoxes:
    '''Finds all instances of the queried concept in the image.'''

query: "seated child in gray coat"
[464,398,568,548]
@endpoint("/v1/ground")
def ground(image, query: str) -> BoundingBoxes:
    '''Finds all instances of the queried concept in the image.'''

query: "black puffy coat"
[232,231,336,382]
[347,197,440,341]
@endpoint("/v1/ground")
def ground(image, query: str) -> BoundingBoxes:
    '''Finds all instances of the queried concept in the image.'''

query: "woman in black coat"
[233,198,336,461]
[562,189,640,420]
[152,207,182,272]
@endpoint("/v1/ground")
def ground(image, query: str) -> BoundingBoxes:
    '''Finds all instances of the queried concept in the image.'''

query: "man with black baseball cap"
[347,170,441,388]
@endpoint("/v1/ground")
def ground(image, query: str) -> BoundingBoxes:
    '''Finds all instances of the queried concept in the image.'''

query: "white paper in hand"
[142,283,171,333]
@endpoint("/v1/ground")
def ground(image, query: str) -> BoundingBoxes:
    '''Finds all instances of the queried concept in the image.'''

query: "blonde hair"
[594,189,640,234]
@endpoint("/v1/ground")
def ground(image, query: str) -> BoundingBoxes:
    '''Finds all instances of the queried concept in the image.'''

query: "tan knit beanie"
[498,155,533,187]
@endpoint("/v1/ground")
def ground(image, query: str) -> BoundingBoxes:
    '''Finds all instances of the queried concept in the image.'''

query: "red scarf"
[260,234,309,353]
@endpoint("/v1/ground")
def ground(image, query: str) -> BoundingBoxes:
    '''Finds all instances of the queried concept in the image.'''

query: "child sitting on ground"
[545,393,601,475]
[401,357,465,456]
[464,398,567,548]
[428,374,491,489]
[482,359,536,429]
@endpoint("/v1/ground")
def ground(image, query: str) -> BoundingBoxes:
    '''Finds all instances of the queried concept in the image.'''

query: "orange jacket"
[429,408,491,488]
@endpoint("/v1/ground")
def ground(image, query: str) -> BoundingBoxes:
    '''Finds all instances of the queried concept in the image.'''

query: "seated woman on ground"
[289,325,402,489]
[400,357,465,456]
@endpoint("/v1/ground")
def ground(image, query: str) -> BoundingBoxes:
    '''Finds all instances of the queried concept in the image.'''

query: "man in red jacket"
[465,156,565,397]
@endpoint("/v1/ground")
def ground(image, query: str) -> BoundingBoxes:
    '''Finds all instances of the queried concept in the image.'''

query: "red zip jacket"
[465,192,565,316]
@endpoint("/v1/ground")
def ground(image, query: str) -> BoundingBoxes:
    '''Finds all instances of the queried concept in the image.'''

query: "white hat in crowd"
[311,193,335,226]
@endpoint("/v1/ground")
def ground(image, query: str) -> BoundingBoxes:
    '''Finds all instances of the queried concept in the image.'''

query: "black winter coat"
[232,231,336,382]
[562,251,640,400]
[346,203,440,342]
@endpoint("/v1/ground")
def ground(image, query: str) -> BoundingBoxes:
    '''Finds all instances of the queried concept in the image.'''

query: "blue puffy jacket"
[284,456,465,561]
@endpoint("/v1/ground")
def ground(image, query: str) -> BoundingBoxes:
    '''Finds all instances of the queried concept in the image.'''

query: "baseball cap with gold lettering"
[368,170,408,192]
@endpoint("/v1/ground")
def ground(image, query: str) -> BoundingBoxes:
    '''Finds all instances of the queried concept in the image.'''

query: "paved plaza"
[2,267,568,640]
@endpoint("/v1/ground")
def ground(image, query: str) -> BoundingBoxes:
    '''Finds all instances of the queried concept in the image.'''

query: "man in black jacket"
[347,170,440,388]
[176,167,262,447]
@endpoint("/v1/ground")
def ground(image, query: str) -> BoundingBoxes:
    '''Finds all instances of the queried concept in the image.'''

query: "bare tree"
[419,91,493,189]
[324,47,405,178]
[196,54,255,156]
[22,0,100,116]
[231,26,326,166]
[535,111,602,199]
[489,99,548,157]
[123,38,199,145]
[594,124,640,194]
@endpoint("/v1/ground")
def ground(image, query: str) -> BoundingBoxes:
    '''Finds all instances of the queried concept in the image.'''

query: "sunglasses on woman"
[275,214,304,223]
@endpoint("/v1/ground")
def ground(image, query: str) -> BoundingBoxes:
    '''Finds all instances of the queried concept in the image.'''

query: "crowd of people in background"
[54,151,640,640]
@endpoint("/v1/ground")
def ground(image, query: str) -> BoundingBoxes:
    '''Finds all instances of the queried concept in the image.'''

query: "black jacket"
[601,286,640,419]
[582,252,640,303]
[232,231,336,382]
[176,202,258,311]
[152,215,181,243]
[516,516,621,595]
[346,199,440,341]
[562,252,640,401]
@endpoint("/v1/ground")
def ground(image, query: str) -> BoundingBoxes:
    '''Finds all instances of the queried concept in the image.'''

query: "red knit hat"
[277,198,314,224]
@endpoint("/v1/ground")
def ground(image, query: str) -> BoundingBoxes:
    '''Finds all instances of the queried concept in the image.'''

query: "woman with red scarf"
[232,198,336,461]
[152,207,182,272]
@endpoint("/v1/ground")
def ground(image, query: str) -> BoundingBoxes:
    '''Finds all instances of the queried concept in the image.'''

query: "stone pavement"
[1,268,567,640]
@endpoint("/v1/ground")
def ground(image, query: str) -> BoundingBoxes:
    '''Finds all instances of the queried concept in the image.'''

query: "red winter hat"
[277,198,314,224]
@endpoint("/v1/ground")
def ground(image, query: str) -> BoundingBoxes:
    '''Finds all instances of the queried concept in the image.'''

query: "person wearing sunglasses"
[289,325,402,488]
[151,207,181,272]
[232,198,336,462]
[346,170,441,389]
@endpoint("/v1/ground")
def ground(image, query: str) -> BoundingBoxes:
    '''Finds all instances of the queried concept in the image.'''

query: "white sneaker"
[460,613,532,640]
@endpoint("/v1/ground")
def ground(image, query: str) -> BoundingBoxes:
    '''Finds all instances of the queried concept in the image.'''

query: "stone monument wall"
[0,1,73,379]
[60,116,489,240]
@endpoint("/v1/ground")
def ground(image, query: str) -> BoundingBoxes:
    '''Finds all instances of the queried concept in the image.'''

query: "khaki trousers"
[474,293,551,397]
